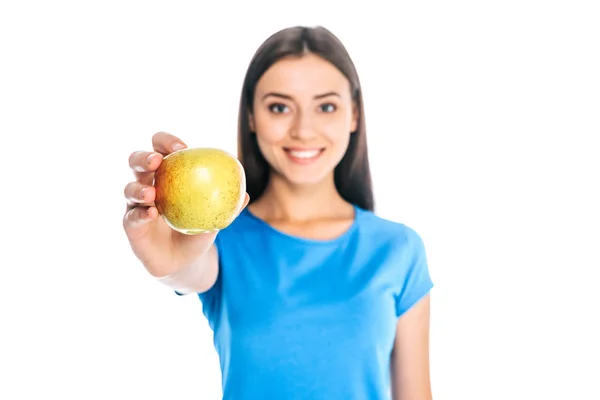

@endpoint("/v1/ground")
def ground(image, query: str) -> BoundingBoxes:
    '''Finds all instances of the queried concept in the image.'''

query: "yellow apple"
[154,147,246,234]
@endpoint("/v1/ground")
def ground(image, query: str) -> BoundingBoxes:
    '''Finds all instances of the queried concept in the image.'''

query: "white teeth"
[288,149,321,159]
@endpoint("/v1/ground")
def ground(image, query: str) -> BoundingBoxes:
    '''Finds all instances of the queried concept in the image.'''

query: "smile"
[283,147,325,164]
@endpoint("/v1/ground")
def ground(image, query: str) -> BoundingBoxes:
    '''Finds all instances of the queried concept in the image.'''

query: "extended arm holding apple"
[122,132,249,294]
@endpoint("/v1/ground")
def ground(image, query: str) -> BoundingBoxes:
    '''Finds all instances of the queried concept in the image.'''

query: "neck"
[250,171,353,222]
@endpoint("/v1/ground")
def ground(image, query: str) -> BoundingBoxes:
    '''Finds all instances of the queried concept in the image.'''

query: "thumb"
[237,193,250,216]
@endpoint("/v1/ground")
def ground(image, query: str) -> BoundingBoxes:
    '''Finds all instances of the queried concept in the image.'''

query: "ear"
[351,101,359,133]
[248,111,255,132]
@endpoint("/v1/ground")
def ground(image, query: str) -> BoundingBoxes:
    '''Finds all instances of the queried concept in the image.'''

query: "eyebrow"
[261,91,341,101]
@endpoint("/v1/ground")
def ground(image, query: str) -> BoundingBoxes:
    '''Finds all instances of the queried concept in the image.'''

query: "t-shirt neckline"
[241,203,365,245]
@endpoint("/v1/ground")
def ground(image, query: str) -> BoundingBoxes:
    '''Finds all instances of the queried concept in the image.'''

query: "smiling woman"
[123,25,433,400]
[237,27,373,213]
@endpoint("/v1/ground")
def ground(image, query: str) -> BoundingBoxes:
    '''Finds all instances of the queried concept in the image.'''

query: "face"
[249,53,358,186]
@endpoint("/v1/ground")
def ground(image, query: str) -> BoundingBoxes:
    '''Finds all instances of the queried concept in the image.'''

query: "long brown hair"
[237,26,374,211]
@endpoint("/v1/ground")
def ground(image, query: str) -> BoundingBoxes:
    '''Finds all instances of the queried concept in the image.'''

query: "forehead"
[255,53,351,98]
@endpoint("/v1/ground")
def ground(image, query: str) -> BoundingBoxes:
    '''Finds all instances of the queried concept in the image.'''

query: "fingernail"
[172,143,185,151]
[140,188,147,200]
[147,153,157,164]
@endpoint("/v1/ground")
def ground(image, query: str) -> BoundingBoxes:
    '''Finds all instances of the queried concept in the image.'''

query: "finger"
[242,192,250,210]
[123,205,159,232]
[128,151,163,186]
[152,131,188,155]
[235,193,250,217]
[124,181,155,208]
[129,151,163,173]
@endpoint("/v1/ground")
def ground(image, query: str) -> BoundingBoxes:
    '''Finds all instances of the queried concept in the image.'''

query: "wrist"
[154,245,216,293]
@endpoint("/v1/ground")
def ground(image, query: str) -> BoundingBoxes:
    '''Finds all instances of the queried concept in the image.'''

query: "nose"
[289,109,317,139]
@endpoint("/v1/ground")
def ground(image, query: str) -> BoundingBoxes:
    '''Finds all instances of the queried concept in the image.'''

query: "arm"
[154,243,219,295]
[391,294,432,400]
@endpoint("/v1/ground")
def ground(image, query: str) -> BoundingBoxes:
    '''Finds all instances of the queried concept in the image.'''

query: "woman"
[123,26,433,400]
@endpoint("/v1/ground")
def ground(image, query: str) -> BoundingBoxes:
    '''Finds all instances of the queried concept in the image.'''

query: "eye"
[319,103,336,113]
[269,103,289,114]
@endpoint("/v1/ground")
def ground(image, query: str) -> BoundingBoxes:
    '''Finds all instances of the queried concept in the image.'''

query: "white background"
[1,1,598,399]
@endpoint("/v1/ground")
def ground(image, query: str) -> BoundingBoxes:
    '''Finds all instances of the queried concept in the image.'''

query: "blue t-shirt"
[181,204,433,399]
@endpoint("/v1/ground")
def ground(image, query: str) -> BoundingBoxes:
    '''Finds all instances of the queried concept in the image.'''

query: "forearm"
[155,244,219,295]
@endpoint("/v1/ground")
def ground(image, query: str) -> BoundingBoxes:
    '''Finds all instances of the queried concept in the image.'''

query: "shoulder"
[355,207,426,253]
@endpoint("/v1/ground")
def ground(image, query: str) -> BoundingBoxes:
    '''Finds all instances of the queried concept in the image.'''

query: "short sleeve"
[198,237,223,331]
[395,227,434,317]
[173,239,223,331]
[197,273,222,331]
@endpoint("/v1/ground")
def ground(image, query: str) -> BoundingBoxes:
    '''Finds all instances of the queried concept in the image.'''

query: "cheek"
[254,112,289,145]
[254,116,288,164]
[331,132,352,158]
[322,115,353,144]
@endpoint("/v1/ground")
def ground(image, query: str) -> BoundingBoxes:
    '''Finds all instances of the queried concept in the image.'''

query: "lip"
[283,147,325,165]
[283,147,324,151]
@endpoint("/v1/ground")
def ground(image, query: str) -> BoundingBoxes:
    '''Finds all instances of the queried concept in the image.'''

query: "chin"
[285,172,332,186]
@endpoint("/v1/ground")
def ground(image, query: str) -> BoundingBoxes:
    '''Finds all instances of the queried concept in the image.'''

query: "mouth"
[283,147,325,164]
